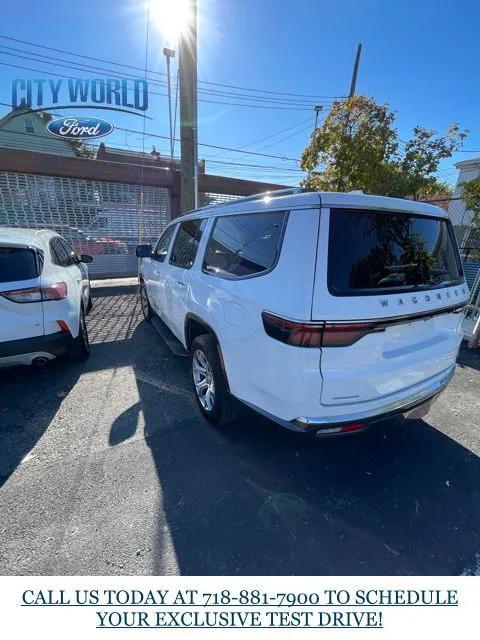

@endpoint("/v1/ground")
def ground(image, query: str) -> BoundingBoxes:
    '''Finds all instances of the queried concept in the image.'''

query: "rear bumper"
[0,331,72,361]
[241,365,455,436]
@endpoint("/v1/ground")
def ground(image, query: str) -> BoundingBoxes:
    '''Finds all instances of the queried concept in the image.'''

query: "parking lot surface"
[1,282,480,576]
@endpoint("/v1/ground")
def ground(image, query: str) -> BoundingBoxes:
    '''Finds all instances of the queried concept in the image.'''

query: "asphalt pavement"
[1,281,479,576]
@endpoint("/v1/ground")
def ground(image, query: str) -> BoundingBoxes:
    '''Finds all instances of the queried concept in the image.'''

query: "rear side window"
[169,219,205,269]
[328,208,464,295]
[0,247,39,283]
[203,211,287,278]
[50,237,77,267]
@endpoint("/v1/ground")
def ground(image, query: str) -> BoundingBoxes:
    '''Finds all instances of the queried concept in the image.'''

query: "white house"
[0,108,77,157]
[448,156,480,227]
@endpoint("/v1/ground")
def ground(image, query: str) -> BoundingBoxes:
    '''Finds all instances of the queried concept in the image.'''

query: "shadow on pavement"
[2,286,479,576]
[0,361,82,488]
[108,320,480,576]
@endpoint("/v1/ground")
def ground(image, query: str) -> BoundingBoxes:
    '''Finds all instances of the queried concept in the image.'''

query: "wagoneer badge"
[379,287,467,307]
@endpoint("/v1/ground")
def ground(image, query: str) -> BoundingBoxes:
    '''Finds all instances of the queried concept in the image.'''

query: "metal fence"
[0,171,171,278]
[0,150,289,278]
[423,196,480,291]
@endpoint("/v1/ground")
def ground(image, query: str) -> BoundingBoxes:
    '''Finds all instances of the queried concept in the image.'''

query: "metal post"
[179,0,198,213]
[163,47,176,162]
[307,105,323,183]
[349,44,362,98]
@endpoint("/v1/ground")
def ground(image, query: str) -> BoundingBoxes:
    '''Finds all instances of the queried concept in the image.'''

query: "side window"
[169,219,205,269]
[50,237,76,267]
[203,211,287,278]
[24,118,35,134]
[153,225,176,262]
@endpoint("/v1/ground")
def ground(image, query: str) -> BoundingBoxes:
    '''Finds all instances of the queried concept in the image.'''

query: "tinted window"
[0,247,39,283]
[50,237,76,267]
[169,219,204,269]
[153,225,175,262]
[203,211,287,278]
[328,208,463,295]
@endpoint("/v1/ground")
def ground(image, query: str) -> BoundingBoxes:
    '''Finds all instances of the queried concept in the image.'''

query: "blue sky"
[1,0,479,186]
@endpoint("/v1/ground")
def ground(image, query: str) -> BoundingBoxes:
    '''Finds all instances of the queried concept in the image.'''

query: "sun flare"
[150,0,194,45]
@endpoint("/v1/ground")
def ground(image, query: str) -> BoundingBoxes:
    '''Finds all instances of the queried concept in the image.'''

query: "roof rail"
[180,187,304,217]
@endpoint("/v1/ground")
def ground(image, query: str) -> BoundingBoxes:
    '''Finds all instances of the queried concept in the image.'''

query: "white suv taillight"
[41,282,68,301]
[0,282,68,303]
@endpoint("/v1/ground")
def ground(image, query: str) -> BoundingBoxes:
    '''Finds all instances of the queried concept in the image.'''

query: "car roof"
[174,190,447,223]
[0,226,58,247]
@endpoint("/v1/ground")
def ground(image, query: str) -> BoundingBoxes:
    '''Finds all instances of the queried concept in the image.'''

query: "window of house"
[169,219,205,269]
[202,211,287,278]
[24,119,35,134]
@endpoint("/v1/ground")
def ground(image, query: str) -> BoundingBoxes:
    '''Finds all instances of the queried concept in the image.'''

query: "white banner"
[1,576,478,639]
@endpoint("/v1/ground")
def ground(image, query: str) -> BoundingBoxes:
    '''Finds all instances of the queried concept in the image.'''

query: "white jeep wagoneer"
[137,190,469,436]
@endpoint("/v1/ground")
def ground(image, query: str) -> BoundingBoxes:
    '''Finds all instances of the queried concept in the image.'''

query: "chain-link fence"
[420,196,480,292]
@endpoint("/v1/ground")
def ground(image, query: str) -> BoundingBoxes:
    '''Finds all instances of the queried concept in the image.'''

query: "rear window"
[203,211,287,278]
[328,208,463,296]
[0,246,39,283]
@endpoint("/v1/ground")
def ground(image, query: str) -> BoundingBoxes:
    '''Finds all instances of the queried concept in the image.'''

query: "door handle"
[176,281,186,287]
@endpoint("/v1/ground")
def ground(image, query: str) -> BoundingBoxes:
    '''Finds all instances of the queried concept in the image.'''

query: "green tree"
[301,95,467,199]
[461,176,480,226]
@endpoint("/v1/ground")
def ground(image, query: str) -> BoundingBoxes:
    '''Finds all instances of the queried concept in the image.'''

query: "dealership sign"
[46,116,114,139]
[12,78,148,112]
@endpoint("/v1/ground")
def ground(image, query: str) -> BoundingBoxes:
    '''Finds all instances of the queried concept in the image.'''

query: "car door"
[147,224,176,320]
[165,218,206,340]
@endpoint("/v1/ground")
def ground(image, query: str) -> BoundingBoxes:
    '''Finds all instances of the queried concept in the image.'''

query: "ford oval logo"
[46,116,114,139]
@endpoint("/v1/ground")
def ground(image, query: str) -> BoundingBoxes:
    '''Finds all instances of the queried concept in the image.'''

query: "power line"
[0,46,335,107]
[0,44,339,108]
[0,33,344,101]
[129,128,301,161]
[0,126,304,174]
[205,115,316,162]
[256,120,325,152]
[0,99,303,162]
[0,59,318,111]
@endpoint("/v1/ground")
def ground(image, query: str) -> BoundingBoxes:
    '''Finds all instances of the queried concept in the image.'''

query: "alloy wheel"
[192,349,215,411]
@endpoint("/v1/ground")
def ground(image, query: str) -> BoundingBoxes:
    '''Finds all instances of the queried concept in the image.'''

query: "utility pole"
[307,105,323,183]
[163,47,176,163]
[179,0,198,213]
[349,43,362,98]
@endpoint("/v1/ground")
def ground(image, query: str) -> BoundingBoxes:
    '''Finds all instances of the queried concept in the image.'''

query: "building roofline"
[455,156,480,170]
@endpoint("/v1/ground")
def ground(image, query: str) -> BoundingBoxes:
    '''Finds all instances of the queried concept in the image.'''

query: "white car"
[137,190,469,436]
[0,227,93,367]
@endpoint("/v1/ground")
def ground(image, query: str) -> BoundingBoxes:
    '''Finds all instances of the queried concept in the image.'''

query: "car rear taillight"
[321,321,384,347]
[0,287,42,303]
[0,282,67,303]
[41,282,68,300]
[261,311,323,347]
[262,312,385,348]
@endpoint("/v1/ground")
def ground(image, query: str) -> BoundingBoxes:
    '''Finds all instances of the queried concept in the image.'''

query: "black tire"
[69,306,90,362]
[190,334,236,426]
[139,280,152,322]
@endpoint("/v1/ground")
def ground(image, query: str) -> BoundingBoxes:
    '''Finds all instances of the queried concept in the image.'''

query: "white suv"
[0,227,93,367]
[137,190,469,436]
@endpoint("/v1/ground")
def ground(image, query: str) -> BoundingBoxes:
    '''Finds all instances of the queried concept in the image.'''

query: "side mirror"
[136,244,153,258]
[80,254,93,264]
